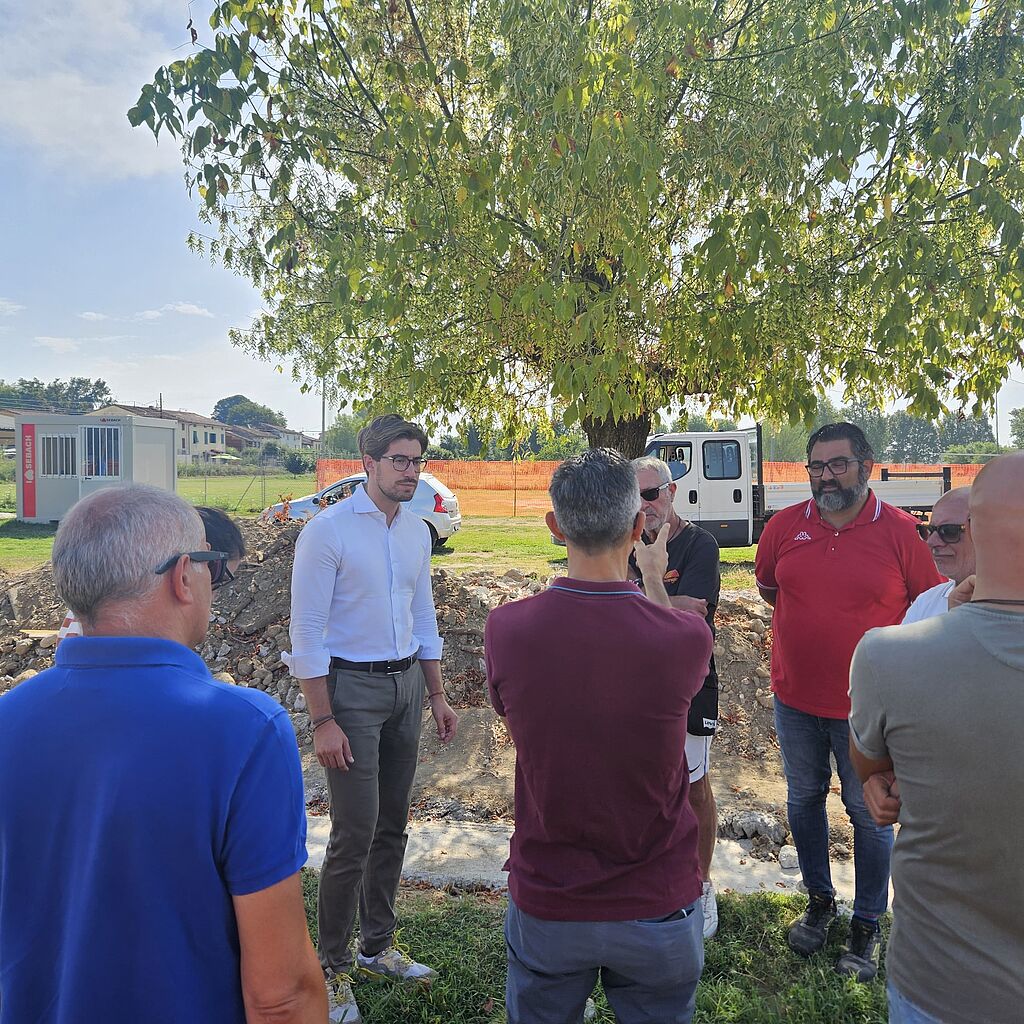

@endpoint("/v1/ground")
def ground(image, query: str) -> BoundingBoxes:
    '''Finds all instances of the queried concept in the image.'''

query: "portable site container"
[15,413,177,524]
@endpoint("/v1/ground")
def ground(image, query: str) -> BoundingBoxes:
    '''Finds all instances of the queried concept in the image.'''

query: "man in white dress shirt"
[901,487,975,624]
[285,414,459,1023]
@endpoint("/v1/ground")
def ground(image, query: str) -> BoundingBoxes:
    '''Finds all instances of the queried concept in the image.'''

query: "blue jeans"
[505,897,704,1024]
[774,697,894,919]
[888,980,946,1023]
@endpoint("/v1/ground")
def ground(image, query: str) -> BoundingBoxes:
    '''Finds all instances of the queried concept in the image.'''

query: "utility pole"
[321,374,326,438]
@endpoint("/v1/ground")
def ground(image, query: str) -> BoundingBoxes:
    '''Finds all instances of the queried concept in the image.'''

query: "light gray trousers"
[318,662,424,973]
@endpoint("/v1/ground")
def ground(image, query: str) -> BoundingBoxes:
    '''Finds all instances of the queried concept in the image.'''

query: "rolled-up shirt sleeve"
[283,517,341,679]
[410,531,443,661]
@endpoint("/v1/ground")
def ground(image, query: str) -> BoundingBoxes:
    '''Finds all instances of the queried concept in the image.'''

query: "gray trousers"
[505,897,704,1024]
[318,662,424,973]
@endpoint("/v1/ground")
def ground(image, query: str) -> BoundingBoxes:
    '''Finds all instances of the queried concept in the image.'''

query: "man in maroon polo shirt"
[486,448,713,1024]
[755,422,941,982]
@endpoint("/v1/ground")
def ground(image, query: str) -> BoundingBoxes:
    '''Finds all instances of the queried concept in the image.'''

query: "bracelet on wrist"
[427,690,445,700]
[312,714,335,731]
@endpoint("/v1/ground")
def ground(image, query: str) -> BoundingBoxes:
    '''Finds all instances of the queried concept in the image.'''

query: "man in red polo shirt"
[486,448,713,1024]
[755,422,941,982]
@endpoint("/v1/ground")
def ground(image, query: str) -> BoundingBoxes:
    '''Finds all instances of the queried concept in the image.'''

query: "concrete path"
[306,815,872,906]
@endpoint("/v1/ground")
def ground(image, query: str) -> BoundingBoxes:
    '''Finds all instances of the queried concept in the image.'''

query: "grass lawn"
[302,875,887,1024]
[176,472,318,512]
[434,523,755,590]
[0,519,58,575]
[433,517,567,577]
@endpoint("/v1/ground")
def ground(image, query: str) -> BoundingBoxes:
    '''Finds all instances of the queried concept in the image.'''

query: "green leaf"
[192,124,212,155]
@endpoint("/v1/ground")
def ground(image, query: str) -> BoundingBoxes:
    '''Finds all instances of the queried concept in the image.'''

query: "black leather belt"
[331,655,417,676]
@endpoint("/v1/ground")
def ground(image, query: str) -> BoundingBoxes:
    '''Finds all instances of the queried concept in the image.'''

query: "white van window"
[703,439,741,480]
[654,442,691,479]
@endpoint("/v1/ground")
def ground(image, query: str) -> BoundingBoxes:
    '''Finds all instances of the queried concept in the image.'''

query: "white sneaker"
[701,880,719,939]
[325,973,362,1023]
[356,945,438,986]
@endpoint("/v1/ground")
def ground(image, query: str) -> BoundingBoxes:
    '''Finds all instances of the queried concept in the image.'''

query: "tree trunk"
[581,413,652,459]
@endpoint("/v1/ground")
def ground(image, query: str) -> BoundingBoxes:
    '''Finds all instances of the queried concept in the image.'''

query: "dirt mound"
[0,524,780,764]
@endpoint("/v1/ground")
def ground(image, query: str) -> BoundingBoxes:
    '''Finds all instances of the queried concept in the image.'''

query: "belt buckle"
[386,659,403,676]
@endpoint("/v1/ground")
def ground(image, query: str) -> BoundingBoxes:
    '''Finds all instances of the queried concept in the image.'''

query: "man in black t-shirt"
[630,456,722,939]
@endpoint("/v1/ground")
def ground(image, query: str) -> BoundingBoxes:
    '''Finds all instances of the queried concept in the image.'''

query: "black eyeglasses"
[640,482,671,501]
[917,522,967,544]
[806,457,863,478]
[155,551,232,587]
[379,455,428,473]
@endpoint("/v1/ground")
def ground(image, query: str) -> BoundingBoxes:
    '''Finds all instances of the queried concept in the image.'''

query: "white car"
[264,472,461,548]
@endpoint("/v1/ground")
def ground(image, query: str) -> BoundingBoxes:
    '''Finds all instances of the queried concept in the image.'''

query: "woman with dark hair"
[57,505,246,641]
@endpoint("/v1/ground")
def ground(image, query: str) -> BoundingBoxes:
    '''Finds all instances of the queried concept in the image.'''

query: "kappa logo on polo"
[793,531,812,541]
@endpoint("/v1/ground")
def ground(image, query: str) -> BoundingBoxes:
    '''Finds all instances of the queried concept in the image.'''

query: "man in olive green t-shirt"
[849,453,1024,1024]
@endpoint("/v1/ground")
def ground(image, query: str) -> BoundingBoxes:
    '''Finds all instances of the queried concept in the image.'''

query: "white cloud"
[0,298,25,316]
[78,311,111,321]
[134,309,163,321]
[162,302,214,318]
[34,336,82,354]
[0,2,188,180]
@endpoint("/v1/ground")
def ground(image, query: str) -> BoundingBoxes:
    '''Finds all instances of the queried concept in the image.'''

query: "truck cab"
[645,429,761,546]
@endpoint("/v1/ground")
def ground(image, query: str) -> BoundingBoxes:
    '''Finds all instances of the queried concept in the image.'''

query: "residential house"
[91,404,229,462]
[224,423,279,454]
[0,408,22,449]
[256,423,305,450]
[253,423,320,453]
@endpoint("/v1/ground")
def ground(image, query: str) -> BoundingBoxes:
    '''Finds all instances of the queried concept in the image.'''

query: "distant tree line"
[317,401,1020,466]
[758,398,1003,463]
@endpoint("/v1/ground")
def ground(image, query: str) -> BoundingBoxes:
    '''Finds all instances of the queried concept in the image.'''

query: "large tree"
[885,409,940,461]
[1011,407,1024,448]
[135,0,1024,456]
[212,394,288,426]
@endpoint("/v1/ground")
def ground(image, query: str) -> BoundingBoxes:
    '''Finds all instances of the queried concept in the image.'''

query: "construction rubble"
[0,518,803,860]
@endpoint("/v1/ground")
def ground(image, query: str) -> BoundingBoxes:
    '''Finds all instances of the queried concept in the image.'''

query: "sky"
[0,1,1022,441]
[0,0,328,434]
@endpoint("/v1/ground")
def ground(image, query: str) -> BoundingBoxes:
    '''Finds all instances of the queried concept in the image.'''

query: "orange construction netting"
[762,461,981,487]
[317,459,983,517]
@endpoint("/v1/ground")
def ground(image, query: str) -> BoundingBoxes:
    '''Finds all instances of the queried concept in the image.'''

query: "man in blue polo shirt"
[0,485,326,1024]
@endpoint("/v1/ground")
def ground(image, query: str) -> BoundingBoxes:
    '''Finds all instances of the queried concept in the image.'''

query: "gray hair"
[53,485,205,625]
[631,455,672,486]
[549,448,641,553]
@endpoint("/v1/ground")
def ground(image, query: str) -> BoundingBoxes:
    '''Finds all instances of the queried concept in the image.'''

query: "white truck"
[644,427,951,547]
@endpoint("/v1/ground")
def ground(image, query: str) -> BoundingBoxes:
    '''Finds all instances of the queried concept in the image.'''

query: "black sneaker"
[835,917,882,982]
[787,892,837,956]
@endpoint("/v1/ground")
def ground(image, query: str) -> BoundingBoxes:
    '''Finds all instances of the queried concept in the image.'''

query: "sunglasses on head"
[155,550,234,588]
[640,482,671,502]
[916,523,966,544]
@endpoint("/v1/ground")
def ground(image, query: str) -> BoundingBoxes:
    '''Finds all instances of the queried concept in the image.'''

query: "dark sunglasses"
[155,550,233,588]
[916,523,966,544]
[640,482,671,501]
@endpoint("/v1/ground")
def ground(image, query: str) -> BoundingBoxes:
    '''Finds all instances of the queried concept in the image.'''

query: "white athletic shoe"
[325,973,362,1023]
[356,945,438,986]
[701,880,719,939]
